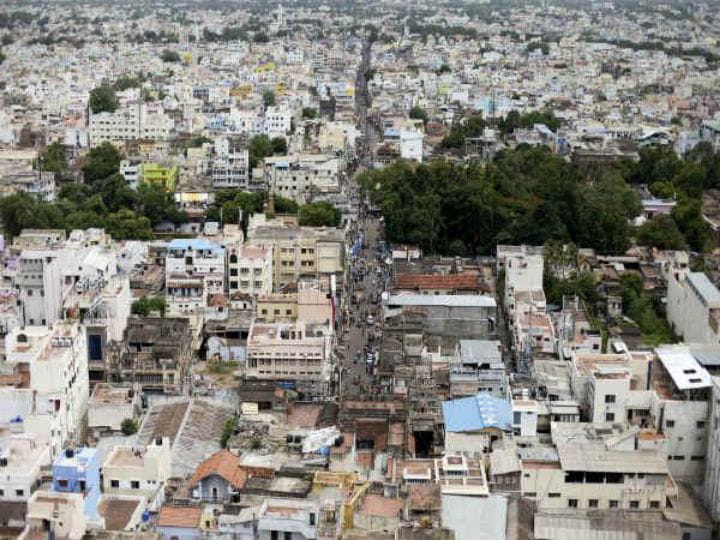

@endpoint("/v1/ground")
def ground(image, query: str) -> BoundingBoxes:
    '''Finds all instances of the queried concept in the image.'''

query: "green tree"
[409,106,428,124]
[636,215,686,250]
[89,85,119,114]
[132,296,166,316]
[40,142,67,176]
[273,194,299,214]
[120,418,138,436]
[262,90,276,108]
[160,49,181,62]
[299,201,341,227]
[220,417,237,448]
[137,183,185,226]
[270,136,287,155]
[104,209,153,240]
[301,107,317,119]
[0,193,37,238]
[82,142,122,184]
[249,134,273,168]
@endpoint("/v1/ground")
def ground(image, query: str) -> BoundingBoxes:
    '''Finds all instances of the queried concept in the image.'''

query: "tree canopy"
[40,142,67,176]
[262,90,276,108]
[89,85,119,114]
[160,49,181,63]
[82,142,122,184]
[299,201,341,227]
[409,106,428,124]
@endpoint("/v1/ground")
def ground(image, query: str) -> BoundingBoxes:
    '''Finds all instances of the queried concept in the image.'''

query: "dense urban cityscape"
[2,0,720,538]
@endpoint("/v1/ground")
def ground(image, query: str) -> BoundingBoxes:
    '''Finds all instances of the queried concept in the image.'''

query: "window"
[629,500,639,509]
[513,411,521,425]
[15,489,23,496]
[525,492,537,497]
[609,500,619,508]
[548,493,561,498]
[568,499,578,508]
[666,420,675,429]
[131,481,140,489]
[110,480,119,488]
[604,394,616,403]
[271,532,279,540]
[692,456,705,461]
[309,513,316,526]
[58,479,68,488]
[650,501,660,509]
[605,412,615,422]
[697,421,706,429]
[588,499,598,508]
[284,533,292,540]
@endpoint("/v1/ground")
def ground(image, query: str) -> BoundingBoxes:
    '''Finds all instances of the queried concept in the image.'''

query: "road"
[335,35,387,400]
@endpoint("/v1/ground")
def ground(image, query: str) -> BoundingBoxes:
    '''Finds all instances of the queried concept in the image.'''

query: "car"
[366,315,375,325]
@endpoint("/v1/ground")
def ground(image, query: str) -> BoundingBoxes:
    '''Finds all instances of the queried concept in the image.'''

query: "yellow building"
[142,163,178,191]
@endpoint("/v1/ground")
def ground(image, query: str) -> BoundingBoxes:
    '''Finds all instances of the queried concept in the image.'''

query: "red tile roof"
[157,505,202,528]
[188,449,247,490]
[394,272,486,292]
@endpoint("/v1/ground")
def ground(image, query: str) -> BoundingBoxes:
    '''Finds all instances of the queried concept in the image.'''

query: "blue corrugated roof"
[442,393,512,433]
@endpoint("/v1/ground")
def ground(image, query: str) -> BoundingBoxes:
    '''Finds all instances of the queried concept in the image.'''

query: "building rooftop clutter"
[167,238,224,256]
[157,505,202,529]
[442,393,512,433]
[458,340,502,366]
[656,346,712,391]
[533,509,682,540]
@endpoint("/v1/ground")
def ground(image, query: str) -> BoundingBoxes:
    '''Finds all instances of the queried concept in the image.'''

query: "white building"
[0,435,52,520]
[667,271,720,345]
[400,129,424,162]
[227,245,273,297]
[262,154,342,204]
[246,321,331,385]
[102,437,172,510]
[165,238,225,317]
[704,376,720,521]
[263,106,292,138]
[120,160,142,190]
[1,322,89,458]
[24,491,87,539]
[89,104,141,146]
[211,136,250,190]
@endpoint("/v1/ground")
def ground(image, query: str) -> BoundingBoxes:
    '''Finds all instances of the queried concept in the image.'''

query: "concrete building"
[227,245,273,298]
[522,423,675,512]
[120,160,142,190]
[256,497,320,540]
[2,322,89,457]
[0,435,51,524]
[211,136,250,190]
[87,383,140,434]
[142,163,178,192]
[52,447,102,523]
[246,320,331,388]
[188,449,246,503]
[667,272,720,345]
[262,154,342,204]
[102,437,172,510]
[24,491,87,539]
[449,340,507,398]
[704,376,720,522]
[165,239,225,317]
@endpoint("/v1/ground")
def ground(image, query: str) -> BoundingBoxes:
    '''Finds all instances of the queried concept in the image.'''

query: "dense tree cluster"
[630,143,718,252]
[131,296,167,317]
[360,145,640,256]
[248,134,287,168]
[299,201,341,227]
[160,49,181,63]
[89,85,119,114]
[0,143,184,240]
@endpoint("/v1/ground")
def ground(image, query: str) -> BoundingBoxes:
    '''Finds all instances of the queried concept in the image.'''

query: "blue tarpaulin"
[442,393,512,433]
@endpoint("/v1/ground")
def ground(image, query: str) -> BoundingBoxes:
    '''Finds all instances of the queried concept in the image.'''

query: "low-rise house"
[52,447,102,523]
[102,437,171,510]
[188,450,247,503]
[0,435,51,527]
[24,491,87,539]
[156,505,202,540]
[87,383,140,435]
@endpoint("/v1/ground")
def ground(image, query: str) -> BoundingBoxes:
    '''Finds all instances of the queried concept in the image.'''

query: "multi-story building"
[102,437,172,509]
[256,281,333,325]
[263,106,292,138]
[256,498,321,540]
[521,422,675,512]
[0,435,51,528]
[1,322,89,457]
[262,154,342,204]
[227,245,273,298]
[449,340,507,398]
[246,320,331,387]
[165,239,225,317]
[667,271,720,345]
[24,491,87,539]
[211,136,250,190]
[110,317,193,393]
[704,376,720,521]
[89,104,141,146]
[142,163,178,191]
[52,447,102,523]
[0,171,56,202]
[247,215,345,289]
[120,159,142,189]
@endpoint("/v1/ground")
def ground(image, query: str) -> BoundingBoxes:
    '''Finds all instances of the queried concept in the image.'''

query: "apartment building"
[89,104,141,146]
[227,245,273,297]
[263,106,292,138]
[142,163,178,191]
[667,271,720,345]
[449,340,507,398]
[52,447,102,523]
[522,423,675,512]
[246,320,331,385]
[211,136,250,190]
[102,437,172,509]
[704,376,720,521]
[0,435,51,526]
[262,154,342,204]
[256,281,333,325]
[120,160,142,189]
[165,239,225,317]
[2,322,89,458]
[24,491,87,540]
[247,216,345,289]
[256,498,321,540]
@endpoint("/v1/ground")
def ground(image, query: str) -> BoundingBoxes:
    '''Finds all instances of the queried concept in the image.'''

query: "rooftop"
[157,505,202,529]
[386,293,496,308]
[656,346,712,391]
[442,393,512,433]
